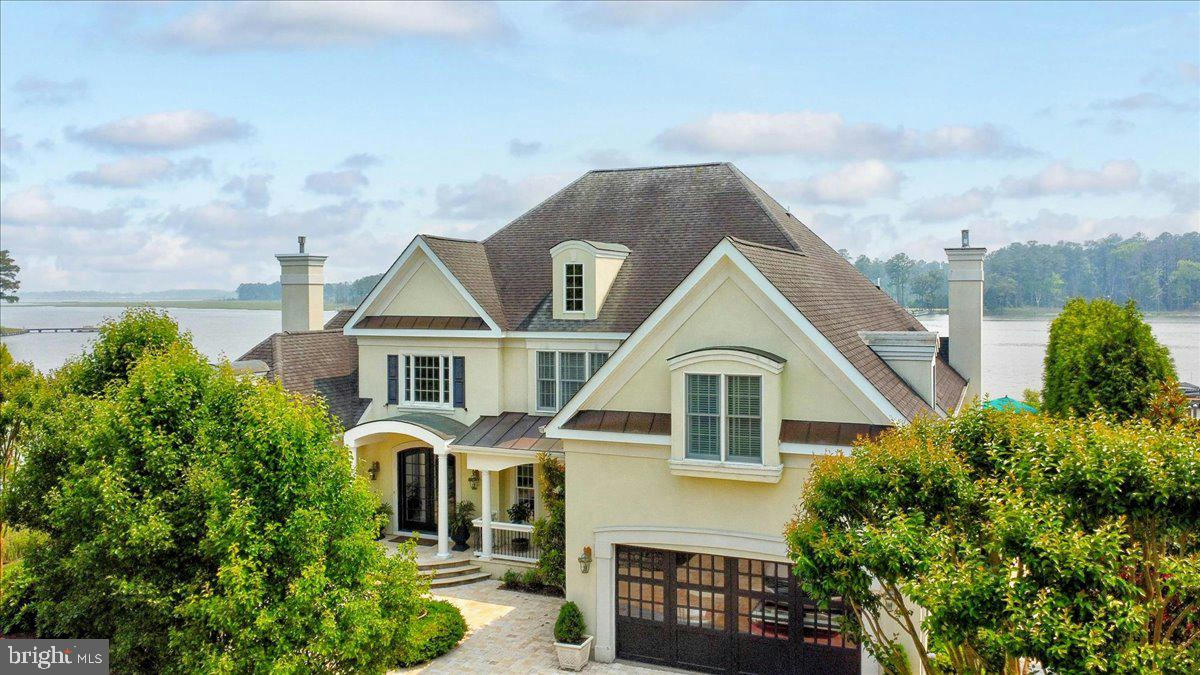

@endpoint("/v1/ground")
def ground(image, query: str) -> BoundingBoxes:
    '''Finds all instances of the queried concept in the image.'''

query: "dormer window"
[564,263,584,313]
[685,373,762,463]
[550,240,629,320]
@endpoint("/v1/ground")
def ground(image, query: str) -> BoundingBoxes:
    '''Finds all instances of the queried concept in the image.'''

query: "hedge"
[396,600,468,668]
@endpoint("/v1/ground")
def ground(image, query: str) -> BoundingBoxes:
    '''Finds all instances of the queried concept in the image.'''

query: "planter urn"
[451,524,471,551]
[554,634,593,671]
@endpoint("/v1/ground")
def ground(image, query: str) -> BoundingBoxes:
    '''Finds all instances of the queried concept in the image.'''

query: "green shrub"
[2,310,427,673]
[396,600,467,667]
[0,559,35,635]
[520,568,542,590]
[554,601,587,644]
[500,569,520,588]
[1,528,47,565]
[1043,298,1176,420]
[532,452,566,590]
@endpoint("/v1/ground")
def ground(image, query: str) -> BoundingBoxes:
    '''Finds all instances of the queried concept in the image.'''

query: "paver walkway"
[394,579,667,674]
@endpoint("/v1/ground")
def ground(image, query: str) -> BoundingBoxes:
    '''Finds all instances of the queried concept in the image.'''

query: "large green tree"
[0,250,18,303]
[1042,298,1176,419]
[0,344,43,589]
[787,406,1200,674]
[3,309,426,673]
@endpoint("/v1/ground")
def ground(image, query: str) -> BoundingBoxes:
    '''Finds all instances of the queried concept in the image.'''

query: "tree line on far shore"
[845,231,1200,312]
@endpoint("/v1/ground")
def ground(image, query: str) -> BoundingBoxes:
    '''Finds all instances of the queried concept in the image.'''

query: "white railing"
[471,518,540,562]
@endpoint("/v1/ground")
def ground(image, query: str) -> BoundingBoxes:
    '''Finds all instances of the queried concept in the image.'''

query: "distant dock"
[2,326,99,335]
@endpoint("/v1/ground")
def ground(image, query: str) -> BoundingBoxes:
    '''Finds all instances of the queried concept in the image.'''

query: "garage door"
[615,545,859,674]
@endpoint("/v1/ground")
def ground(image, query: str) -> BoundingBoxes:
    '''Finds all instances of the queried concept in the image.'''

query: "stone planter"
[451,524,471,551]
[554,634,593,671]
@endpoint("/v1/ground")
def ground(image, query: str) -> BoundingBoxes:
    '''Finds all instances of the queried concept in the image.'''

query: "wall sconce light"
[577,546,593,574]
[468,470,480,491]
[367,461,380,481]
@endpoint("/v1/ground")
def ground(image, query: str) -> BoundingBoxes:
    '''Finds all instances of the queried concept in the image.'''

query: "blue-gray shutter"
[386,355,399,404]
[452,356,465,408]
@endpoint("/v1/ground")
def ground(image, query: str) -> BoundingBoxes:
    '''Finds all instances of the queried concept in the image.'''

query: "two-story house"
[238,162,984,675]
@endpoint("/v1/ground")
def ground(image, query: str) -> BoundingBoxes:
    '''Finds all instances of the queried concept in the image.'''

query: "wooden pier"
[3,326,99,335]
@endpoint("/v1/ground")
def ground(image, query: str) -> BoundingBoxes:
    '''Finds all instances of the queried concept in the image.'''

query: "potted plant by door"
[450,501,476,551]
[374,501,393,540]
[507,501,532,552]
[554,601,593,671]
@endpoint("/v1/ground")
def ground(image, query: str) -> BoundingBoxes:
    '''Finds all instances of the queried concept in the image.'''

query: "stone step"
[420,564,483,580]
[418,557,475,571]
[429,571,492,588]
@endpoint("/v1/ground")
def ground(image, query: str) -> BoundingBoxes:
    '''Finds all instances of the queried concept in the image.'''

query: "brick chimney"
[945,229,986,402]
[276,235,326,332]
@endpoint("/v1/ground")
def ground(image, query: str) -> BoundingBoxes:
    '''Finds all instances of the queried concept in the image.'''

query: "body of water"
[2,304,1197,400]
[1,305,336,373]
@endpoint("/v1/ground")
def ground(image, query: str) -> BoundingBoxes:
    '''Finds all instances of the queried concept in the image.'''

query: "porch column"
[480,470,493,559]
[436,450,450,559]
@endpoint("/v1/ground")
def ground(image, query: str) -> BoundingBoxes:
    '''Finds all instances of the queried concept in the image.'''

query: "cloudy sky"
[1,1,1197,292]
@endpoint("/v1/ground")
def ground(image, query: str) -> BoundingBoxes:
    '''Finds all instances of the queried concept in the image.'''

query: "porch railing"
[471,518,541,563]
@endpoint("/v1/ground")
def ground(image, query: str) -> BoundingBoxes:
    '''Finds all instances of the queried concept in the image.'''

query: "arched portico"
[344,414,467,559]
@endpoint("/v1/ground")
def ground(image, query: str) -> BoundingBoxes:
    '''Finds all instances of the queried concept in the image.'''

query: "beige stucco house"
[239,163,985,675]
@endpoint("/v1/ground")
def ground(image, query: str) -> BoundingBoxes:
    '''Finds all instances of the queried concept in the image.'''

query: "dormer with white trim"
[550,240,629,320]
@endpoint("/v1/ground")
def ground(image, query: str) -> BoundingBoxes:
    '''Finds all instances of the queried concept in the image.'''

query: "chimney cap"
[298,235,306,253]
[961,229,970,247]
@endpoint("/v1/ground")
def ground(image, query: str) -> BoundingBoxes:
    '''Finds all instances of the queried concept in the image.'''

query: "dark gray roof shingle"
[237,329,368,429]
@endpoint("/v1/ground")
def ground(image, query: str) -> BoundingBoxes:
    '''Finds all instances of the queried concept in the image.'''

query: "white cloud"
[508,138,542,156]
[340,152,381,169]
[0,128,24,157]
[1181,62,1200,85]
[70,156,212,188]
[221,174,273,209]
[904,188,995,223]
[1000,160,1141,198]
[66,110,253,151]
[0,163,16,183]
[0,186,127,229]
[655,111,1028,160]
[433,173,569,220]
[1090,92,1197,112]
[1147,172,1200,214]
[304,169,369,195]
[796,211,901,259]
[162,0,510,51]
[161,198,371,238]
[971,209,1200,250]
[772,160,902,206]
[579,149,634,167]
[11,76,88,107]
[559,1,732,30]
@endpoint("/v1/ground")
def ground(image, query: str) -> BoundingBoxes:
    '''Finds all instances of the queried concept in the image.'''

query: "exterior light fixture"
[367,461,380,481]
[578,546,593,574]
[468,470,480,491]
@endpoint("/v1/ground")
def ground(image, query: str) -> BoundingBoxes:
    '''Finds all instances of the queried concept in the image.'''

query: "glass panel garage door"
[615,545,859,675]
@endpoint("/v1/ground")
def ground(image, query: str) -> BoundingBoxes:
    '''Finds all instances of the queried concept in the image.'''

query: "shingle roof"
[237,328,369,429]
[418,162,966,420]
[324,309,355,330]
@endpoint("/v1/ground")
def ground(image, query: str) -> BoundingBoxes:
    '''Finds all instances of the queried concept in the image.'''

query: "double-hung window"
[515,464,535,512]
[535,351,611,411]
[403,355,452,407]
[685,373,762,463]
[564,263,584,312]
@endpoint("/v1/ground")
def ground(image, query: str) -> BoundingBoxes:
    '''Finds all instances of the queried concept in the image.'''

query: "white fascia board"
[549,428,672,446]
[343,236,502,336]
[779,442,854,456]
[544,238,906,437]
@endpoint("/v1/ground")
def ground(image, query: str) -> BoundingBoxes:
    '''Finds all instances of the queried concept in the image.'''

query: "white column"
[436,450,450,559]
[480,470,493,559]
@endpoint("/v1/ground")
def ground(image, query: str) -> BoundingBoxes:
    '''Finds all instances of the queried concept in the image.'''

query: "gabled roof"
[237,322,369,429]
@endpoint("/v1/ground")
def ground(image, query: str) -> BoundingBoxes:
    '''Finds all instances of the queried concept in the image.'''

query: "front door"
[397,448,455,532]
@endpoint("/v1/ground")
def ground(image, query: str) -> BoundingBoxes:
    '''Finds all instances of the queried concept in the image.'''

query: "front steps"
[419,558,491,588]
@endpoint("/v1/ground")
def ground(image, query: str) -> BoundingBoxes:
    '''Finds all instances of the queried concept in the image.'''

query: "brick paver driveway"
[395,579,667,674]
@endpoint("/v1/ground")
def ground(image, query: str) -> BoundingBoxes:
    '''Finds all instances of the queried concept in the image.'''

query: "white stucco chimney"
[945,229,986,402]
[276,235,326,333]
[860,331,938,408]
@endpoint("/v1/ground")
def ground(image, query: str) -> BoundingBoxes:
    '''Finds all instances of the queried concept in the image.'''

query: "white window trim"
[399,353,454,410]
[563,262,584,314]
[535,350,612,413]
[684,372,762,464]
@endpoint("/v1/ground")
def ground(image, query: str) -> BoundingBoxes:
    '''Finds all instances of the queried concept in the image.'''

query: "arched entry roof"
[343,413,468,451]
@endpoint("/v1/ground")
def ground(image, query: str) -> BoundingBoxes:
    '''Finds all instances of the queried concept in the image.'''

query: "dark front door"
[615,545,860,675]
[397,448,455,532]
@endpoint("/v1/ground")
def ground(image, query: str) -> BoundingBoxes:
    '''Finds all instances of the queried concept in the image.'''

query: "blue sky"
[1,1,1197,291]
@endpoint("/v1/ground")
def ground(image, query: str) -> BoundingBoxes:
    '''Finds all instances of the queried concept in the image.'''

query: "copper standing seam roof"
[563,410,892,446]
[453,412,562,452]
[354,315,489,330]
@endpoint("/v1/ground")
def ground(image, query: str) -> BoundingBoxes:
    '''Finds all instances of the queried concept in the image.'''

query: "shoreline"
[10,300,353,311]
